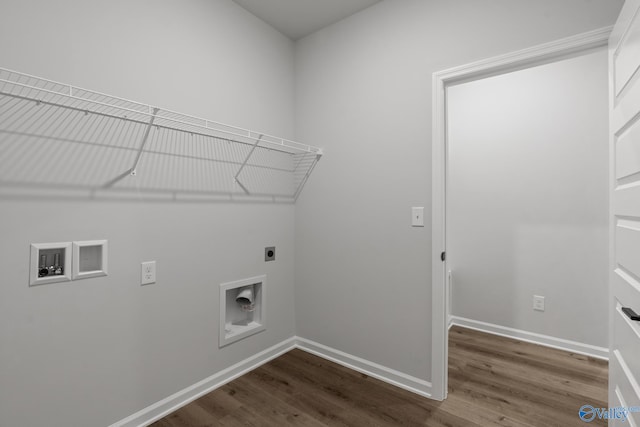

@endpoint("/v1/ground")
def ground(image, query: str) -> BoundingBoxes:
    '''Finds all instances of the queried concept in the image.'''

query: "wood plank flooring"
[152,326,608,426]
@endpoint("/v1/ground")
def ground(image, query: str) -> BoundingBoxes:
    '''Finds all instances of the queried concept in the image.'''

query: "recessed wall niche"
[72,240,108,280]
[30,242,72,286]
[219,275,266,347]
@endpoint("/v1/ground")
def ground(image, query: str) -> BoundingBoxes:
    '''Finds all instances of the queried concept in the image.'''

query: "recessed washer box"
[219,275,266,348]
[30,242,72,286]
[72,240,108,280]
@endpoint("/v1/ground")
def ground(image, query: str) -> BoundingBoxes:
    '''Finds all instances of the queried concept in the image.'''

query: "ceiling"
[232,0,382,40]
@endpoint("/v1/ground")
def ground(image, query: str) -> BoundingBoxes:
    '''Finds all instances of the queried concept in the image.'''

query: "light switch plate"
[141,261,156,285]
[412,207,425,227]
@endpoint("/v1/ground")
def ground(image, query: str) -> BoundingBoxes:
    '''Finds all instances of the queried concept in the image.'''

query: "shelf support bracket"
[130,107,160,176]
[102,108,159,189]
[293,152,322,201]
[234,134,263,195]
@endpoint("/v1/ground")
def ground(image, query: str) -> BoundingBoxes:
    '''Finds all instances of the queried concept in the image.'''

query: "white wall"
[447,49,609,347]
[294,0,622,381]
[0,1,296,426]
[0,1,623,424]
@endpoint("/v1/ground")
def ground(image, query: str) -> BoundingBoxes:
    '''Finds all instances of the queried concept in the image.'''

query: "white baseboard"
[296,337,432,398]
[109,337,296,427]
[109,335,433,427]
[108,318,606,427]
[450,316,609,360]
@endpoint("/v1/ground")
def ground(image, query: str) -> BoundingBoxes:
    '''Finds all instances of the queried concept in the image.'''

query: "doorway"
[430,26,612,401]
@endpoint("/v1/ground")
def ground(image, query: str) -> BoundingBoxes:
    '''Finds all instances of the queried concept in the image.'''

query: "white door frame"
[430,26,612,401]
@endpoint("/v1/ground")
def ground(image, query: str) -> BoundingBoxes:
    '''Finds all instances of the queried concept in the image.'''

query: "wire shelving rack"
[0,67,322,202]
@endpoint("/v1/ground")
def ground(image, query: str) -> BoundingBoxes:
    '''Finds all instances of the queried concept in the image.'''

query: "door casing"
[430,26,612,401]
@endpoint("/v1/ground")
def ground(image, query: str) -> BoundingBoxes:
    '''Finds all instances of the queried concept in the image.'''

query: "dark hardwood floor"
[152,326,608,426]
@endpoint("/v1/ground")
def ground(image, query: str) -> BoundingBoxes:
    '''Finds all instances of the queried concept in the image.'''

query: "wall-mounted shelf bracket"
[234,134,264,195]
[130,107,160,176]
[102,107,159,188]
[293,152,322,201]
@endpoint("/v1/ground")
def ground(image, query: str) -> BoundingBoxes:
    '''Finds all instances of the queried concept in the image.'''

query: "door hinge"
[441,251,446,262]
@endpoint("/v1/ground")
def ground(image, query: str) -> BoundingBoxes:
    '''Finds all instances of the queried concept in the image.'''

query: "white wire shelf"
[0,67,322,201]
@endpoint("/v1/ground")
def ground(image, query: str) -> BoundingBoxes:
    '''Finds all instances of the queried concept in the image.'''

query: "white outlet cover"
[141,261,156,285]
[533,295,545,311]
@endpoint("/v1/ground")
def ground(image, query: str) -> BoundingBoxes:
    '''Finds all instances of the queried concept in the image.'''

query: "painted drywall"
[293,0,622,381]
[447,49,609,347]
[0,1,296,426]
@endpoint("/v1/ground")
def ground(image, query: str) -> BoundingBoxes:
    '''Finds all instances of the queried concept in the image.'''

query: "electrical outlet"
[141,261,156,285]
[533,295,545,312]
[265,246,275,262]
